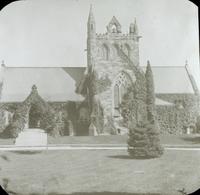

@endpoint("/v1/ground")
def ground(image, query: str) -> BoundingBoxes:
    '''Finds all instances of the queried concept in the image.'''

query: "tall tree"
[145,61,156,123]
[122,62,164,158]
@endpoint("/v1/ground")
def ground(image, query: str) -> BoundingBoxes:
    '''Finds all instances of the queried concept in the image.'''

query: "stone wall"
[89,37,139,132]
[95,35,140,66]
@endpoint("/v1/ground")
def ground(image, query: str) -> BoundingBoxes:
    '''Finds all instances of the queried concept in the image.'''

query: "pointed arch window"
[112,44,119,59]
[91,24,94,30]
[113,72,132,117]
[124,44,131,58]
[111,24,117,33]
[102,44,110,60]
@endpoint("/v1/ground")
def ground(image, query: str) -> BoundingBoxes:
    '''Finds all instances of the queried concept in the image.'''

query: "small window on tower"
[111,24,117,33]
[102,44,110,60]
[91,24,93,30]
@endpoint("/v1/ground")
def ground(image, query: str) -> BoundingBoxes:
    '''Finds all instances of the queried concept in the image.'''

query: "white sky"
[0,0,199,86]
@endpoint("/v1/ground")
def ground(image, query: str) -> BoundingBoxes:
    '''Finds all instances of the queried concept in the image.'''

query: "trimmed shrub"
[128,121,163,158]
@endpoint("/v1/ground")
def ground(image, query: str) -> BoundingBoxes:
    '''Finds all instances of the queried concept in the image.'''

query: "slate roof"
[142,66,198,94]
[0,65,197,103]
[0,66,85,103]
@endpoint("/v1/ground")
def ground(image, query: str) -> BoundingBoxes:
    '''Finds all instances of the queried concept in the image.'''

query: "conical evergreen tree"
[125,61,163,158]
[128,122,150,158]
[145,60,156,123]
[127,121,163,158]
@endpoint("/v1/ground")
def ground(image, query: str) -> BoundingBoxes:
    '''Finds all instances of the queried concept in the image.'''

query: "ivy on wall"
[0,82,3,100]
[156,93,200,134]
[86,68,113,133]
[5,104,29,138]
[87,69,112,95]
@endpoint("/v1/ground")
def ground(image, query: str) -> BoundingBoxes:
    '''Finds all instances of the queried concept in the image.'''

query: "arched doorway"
[28,103,42,128]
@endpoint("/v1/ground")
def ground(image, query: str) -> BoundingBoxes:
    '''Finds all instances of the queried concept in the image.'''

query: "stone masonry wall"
[90,33,140,134]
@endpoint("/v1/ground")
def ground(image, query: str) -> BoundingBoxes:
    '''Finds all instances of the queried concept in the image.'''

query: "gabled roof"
[77,66,198,95]
[109,16,121,27]
[0,65,197,103]
[107,16,122,33]
[0,66,85,103]
[142,66,198,94]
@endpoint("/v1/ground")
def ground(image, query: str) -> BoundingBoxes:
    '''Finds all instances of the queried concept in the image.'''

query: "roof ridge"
[185,65,199,94]
[141,66,186,68]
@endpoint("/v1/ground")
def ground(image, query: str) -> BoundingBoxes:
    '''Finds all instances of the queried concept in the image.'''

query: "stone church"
[0,6,199,137]
[77,6,200,135]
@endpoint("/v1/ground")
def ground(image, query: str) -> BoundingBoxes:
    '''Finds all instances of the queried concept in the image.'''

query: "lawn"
[47,135,128,145]
[0,149,200,195]
[47,134,200,146]
[0,138,15,145]
[1,134,200,146]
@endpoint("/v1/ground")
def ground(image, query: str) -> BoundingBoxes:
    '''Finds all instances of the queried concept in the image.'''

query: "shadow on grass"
[46,192,161,195]
[108,155,156,160]
[181,136,200,144]
[6,191,164,195]
[0,154,10,162]
[107,155,132,159]
[9,151,42,155]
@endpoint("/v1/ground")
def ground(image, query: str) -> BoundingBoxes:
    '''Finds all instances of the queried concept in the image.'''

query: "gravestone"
[15,129,47,146]
[89,123,98,136]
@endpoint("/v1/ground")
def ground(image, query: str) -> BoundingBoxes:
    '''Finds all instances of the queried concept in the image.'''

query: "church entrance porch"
[28,103,42,129]
[75,106,90,136]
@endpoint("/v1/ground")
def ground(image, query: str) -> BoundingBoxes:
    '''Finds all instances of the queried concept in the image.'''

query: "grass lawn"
[1,134,200,146]
[48,134,200,146]
[47,135,128,145]
[0,138,15,145]
[0,149,200,195]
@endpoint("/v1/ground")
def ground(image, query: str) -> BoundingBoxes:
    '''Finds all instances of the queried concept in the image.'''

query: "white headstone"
[15,128,47,146]
[89,123,98,136]
[186,127,191,135]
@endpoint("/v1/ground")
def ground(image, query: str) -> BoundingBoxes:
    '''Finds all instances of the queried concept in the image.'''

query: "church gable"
[107,16,122,34]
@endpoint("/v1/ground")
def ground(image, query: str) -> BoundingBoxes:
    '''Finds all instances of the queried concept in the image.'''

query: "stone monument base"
[15,128,47,146]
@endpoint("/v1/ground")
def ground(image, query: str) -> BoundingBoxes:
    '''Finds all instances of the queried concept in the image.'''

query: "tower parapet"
[86,6,141,67]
